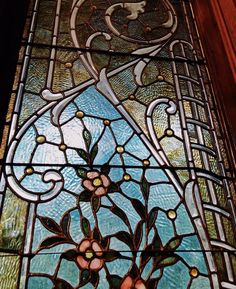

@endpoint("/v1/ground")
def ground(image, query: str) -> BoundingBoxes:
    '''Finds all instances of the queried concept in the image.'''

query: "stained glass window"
[0,0,236,288]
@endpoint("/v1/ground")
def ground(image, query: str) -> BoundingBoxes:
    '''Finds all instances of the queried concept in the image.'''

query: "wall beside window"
[192,0,236,157]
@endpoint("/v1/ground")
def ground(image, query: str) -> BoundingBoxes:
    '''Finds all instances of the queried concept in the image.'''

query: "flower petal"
[83,180,95,191]
[100,174,110,187]
[79,239,91,252]
[94,187,106,196]
[92,242,103,256]
[90,258,103,270]
[76,256,89,269]
[121,276,133,289]
[135,280,147,289]
[87,171,99,179]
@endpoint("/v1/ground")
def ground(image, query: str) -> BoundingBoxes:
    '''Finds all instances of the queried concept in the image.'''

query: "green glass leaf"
[134,220,143,249]
[83,128,92,149]
[77,168,87,178]
[130,263,139,278]
[81,217,91,237]
[141,175,150,199]
[38,216,62,234]
[153,231,162,257]
[77,148,89,163]
[115,231,133,249]
[103,250,121,261]
[79,270,90,286]
[132,198,145,218]
[92,196,100,212]
[61,213,71,236]
[109,182,119,193]
[90,143,98,163]
[147,208,158,230]
[111,206,129,225]
[39,236,66,250]
[61,249,77,261]
[79,190,93,202]
[92,227,101,241]
[54,278,73,289]
[157,255,179,267]
[101,236,109,249]
[140,244,152,266]
[166,236,182,251]
[109,275,122,289]
[147,278,159,289]
[90,271,99,287]
[101,163,110,175]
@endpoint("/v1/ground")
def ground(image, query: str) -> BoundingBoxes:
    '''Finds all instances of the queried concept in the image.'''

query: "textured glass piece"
[27,277,53,289]
[0,0,236,288]
[0,254,20,289]
[0,189,27,251]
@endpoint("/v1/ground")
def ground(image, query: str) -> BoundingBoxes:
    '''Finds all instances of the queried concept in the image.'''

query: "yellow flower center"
[93,178,102,187]
[85,249,94,259]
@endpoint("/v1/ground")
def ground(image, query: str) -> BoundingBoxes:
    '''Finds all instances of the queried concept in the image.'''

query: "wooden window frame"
[191,0,236,161]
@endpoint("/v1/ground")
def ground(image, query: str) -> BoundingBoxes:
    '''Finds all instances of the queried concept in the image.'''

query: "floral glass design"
[0,0,235,288]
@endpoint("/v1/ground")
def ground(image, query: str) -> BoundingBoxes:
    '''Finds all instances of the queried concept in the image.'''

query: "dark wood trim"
[209,0,236,81]
[191,0,236,159]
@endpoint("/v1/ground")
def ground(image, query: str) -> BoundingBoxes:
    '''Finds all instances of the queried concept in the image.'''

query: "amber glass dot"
[166,129,174,137]
[25,167,34,175]
[75,111,84,118]
[168,210,177,220]
[59,144,67,151]
[103,119,110,126]
[36,135,46,144]
[64,62,73,68]
[116,146,124,154]
[123,174,131,181]
[145,26,152,32]
[143,159,150,166]
[190,267,199,278]
[129,95,135,100]
[157,75,164,81]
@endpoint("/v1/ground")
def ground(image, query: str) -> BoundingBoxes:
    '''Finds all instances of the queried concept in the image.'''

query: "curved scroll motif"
[85,32,112,74]
[105,0,177,45]
[6,122,64,202]
[70,0,178,83]
[6,166,64,202]
[3,1,223,288]
[146,98,177,166]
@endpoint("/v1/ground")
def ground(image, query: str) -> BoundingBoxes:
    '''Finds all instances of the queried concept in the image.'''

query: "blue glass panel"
[28,277,53,289]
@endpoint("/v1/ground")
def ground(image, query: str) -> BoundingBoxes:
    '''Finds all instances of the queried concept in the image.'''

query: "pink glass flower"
[120,276,147,289]
[82,171,111,196]
[76,239,104,271]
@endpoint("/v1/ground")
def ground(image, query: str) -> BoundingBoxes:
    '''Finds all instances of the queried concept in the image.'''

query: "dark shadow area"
[0,0,29,139]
